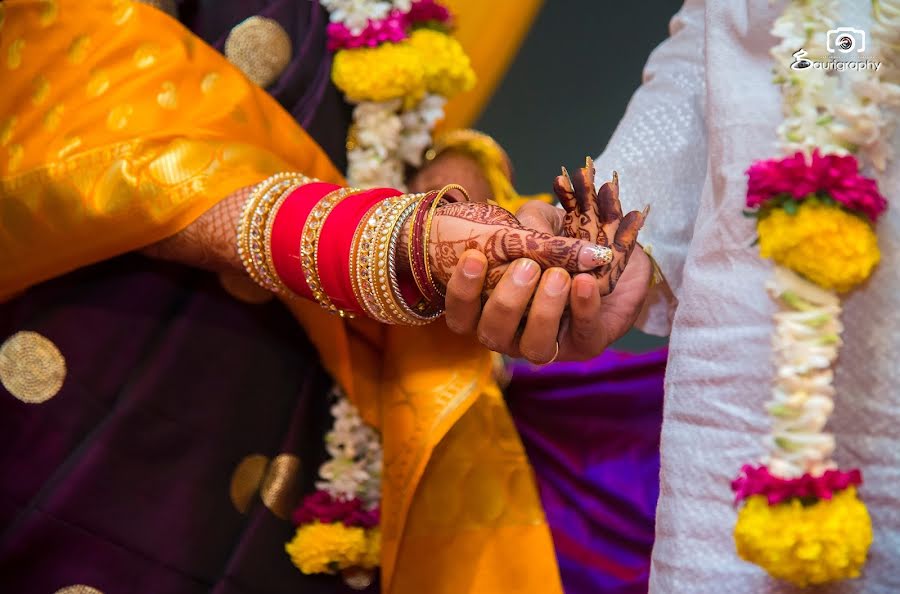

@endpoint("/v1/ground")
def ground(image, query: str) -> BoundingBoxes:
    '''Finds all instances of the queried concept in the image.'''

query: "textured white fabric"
[593,1,900,591]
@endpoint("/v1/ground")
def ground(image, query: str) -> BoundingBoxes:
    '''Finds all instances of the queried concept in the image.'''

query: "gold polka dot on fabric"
[43,104,65,133]
[58,135,83,159]
[260,453,302,520]
[67,35,91,64]
[7,38,25,70]
[200,72,220,95]
[86,69,111,98]
[224,16,292,88]
[342,568,375,591]
[54,586,103,594]
[112,0,135,25]
[134,43,160,69]
[7,144,24,173]
[156,81,178,110]
[106,104,133,131]
[230,454,269,514]
[32,75,50,105]
[219,271,273,304]
[0,331,67,404]
[0,117,15,147]
[39,0,59,27]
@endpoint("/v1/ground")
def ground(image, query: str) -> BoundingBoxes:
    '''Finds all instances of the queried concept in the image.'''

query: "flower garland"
[734,0,899,586]
[284,3,473,584]
[324,0,475,189]
[286,387,383,587]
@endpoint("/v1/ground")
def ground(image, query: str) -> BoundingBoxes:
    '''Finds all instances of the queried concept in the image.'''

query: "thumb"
[497,228,612,273]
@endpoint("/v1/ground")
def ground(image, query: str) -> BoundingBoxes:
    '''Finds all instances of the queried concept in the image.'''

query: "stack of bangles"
[236,172,465,325]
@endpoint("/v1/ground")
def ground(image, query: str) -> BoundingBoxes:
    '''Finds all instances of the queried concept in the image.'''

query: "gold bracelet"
[300,186,364,318]
[351,199,392,323]
[237,172,311,293]
[262,179,308,298]
[368,194,421,325]
[387,195,442,325]
[424,184,470,298]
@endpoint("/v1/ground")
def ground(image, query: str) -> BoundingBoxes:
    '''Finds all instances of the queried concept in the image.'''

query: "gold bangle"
[300,186,364,318]
[424,184,470,298]
[368,194,421,325]
[350,200,385,322]
[387,195,442,325]
[237,172,311,293]
[262,179,307,298]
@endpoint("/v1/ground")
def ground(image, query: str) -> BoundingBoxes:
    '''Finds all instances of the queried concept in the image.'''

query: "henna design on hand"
[143,186,251,273]
[427,201,594,294]
[554,158,648,296]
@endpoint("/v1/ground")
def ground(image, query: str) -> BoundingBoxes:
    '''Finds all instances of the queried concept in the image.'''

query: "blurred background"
[476,0,682,351]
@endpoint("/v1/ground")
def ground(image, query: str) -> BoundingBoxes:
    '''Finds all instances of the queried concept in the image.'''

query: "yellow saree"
[0,1,562,592]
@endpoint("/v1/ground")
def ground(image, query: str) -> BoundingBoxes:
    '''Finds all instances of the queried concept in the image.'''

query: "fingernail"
[575,275,594,299]
[579,245,613,269]
[462,255,485,279]
[544,269,569,296]
[511,259,539,286]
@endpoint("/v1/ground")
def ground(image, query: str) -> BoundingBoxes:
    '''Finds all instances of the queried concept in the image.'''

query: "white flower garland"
[772,0,900,170]
[347,94,446,190]
[316,386,383,507]
[763,0,900,479]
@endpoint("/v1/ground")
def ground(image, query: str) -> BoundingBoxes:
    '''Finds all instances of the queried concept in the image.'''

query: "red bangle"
[317,187,402,312]
[408,191,444,309]
[270,182,341,298]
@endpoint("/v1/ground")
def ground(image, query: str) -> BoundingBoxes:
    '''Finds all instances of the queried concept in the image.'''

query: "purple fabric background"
[508,349,667,594]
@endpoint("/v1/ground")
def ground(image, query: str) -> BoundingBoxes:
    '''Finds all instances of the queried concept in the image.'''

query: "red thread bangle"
[318,187,402,312]
[271,182,340,298]
[409,191,443,308]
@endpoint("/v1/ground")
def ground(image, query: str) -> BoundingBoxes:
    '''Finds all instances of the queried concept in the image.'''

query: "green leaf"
[783,199,799,215]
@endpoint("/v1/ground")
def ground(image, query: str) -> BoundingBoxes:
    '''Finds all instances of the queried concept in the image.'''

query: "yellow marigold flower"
[406,29,476,98]
[285,521,368,574]
[332,43,426,103]
[734,486,872,587]
[757,201,880,292]
[361,528,381,569]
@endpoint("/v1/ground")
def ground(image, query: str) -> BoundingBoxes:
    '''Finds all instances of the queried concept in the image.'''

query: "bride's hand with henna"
[423,200,613,362]
[433,160,649,363]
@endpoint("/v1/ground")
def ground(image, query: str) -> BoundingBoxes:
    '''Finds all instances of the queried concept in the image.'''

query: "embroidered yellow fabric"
[0,2,562,593]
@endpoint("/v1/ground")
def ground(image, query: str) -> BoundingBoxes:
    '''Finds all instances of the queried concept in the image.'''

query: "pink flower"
[327,11,409,51]
[731,464,863,506]
[745,150,888,222]
[292,490,380,528]
[407,0,453,26]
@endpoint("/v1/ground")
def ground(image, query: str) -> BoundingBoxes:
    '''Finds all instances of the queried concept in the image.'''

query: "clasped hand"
[425,158,651,364]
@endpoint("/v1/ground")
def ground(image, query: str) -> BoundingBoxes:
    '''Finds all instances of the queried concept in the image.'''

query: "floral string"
[284,1,473,584]
[324,0,475,190]
[734,0,899,586]
[286,387,383,586]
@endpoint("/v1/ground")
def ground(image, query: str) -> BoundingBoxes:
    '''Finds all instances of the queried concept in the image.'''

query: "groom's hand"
[444,201,651,362]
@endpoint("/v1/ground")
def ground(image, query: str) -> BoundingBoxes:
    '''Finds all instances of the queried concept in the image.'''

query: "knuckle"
[444,315,472,335]
[476,330,503,353]
[488,293,522,317]
[520,345,552,365]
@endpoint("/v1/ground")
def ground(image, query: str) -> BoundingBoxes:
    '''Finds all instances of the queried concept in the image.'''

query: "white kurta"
[594,1,900,591]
